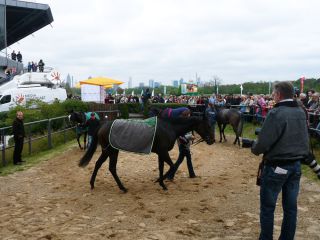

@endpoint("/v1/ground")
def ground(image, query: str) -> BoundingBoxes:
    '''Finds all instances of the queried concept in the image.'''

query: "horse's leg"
[90,150,109,189]
[165,147,191,180]
[76,133,83,150]
[109,150,127,193]
[158,156,167,190]
[232,124,238,145]
[222,124,227,141]
[218,123,223,142]
[157,152,177,190]
[84,132,87,150]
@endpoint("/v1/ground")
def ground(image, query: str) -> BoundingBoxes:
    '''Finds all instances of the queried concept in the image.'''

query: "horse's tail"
[237,112,244,137]
[79,125,100,167]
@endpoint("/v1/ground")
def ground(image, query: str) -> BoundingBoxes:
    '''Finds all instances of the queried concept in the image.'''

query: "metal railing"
[0,110,120,166]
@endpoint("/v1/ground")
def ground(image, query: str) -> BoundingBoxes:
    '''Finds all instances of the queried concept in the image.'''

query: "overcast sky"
[8,0,320,88]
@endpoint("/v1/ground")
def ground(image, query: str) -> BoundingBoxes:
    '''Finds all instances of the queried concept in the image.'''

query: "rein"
[192,138,204,146]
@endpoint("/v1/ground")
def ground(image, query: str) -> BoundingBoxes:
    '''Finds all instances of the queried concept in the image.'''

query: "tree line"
[117,78,320,96]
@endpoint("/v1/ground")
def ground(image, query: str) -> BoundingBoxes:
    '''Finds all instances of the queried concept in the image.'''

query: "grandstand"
[0,0,53,82]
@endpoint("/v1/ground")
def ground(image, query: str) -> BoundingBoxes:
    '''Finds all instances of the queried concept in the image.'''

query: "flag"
[300,76,305,93]
[141,89,144,96]
[132,90,134,96]
[164,85,166,95]
[123,89,126,95]
[151,89,154,97]
[240,84,243,96]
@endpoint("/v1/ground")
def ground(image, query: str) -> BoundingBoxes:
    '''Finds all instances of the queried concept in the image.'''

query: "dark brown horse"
[79,115,214,192]
[216,107,244,146]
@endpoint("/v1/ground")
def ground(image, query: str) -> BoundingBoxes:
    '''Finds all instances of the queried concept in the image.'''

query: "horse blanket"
[109,117,157,154]
[161,107,189,118]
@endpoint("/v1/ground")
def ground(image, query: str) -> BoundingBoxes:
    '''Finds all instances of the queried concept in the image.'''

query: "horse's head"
[68,111,85,126]
[149,107,162,118]
[191,110,214,145]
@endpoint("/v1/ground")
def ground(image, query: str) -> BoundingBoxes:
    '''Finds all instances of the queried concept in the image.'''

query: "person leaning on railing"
[12,111,26,165]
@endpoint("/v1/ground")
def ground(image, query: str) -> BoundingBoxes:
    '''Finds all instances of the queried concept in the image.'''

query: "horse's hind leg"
[90,150,109,189]
[218,124,223,143]
[109,151,127,193]
[232,125,238,145]
[222,124,227,141]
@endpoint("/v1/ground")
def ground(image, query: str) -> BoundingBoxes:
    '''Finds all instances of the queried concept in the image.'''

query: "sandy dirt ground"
[1,139,320,240]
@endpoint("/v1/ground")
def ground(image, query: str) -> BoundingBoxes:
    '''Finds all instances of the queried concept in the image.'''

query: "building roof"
[0,0,53,50]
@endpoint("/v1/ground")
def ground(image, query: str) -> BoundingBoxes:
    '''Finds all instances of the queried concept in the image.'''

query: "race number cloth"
[109,117,157,154]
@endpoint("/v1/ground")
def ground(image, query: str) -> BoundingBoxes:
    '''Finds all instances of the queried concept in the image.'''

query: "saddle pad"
[109,117,157,154]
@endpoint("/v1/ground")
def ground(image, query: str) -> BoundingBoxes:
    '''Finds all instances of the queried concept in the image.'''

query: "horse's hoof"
[162,186,168,191]
[121,188,128,193]
[90,185,94,190]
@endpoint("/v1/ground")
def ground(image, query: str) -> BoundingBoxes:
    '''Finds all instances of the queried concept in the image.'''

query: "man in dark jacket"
[12,111,25,165]
[16,51,22,63]
[251,81,309,240]
[11,50,16,61]
[85,113,100,148]
[141,88,151,111]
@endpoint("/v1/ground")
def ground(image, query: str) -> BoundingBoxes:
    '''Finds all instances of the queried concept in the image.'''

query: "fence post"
[28,124,32,155]
[63,118,66,144]
[1,129,6,166]
[47,119,52,149]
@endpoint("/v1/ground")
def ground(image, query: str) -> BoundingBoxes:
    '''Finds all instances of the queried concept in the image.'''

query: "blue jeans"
[259,161,301,240]
[87,135,93,148]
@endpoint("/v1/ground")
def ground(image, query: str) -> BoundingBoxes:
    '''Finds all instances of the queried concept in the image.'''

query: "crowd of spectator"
[103,89,320,131]
[27,59,45,72]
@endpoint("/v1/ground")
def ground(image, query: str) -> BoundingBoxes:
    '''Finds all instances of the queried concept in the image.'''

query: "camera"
[306,152,320,179]
[242,128,261,148]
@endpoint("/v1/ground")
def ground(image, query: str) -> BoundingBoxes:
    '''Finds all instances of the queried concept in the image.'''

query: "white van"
[0,85,67,112]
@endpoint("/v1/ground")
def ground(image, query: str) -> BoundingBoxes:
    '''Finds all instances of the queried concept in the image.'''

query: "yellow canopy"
[75,82,113,89]
[103,84,113,89]
[79,77,124,86]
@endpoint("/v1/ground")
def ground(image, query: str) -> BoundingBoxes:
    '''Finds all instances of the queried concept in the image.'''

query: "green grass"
[0,141,77,176]
[0,129,78,176]
[222,122,259,139]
